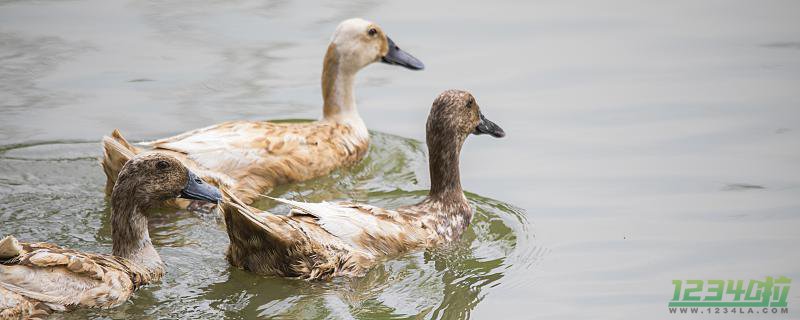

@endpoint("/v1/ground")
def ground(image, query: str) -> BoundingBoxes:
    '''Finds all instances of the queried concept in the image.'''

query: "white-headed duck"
[0,153,221,319]
[101,18,424,209]
[219,90,505,280]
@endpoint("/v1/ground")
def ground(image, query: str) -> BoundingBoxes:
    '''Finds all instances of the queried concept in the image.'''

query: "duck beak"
[179,170,222,203]
[381,36,425,70]
[473,112,505,138]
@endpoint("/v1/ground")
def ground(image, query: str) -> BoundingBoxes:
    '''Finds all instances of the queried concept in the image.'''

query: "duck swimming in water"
[0,153,221,319]
[219,90,505,280]
[101,18,424,209]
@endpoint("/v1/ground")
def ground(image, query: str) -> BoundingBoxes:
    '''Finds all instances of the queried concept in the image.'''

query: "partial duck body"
[0,153,221,319]
[0,237,155,319]
[101,18,424,208]
[220,90,506,280]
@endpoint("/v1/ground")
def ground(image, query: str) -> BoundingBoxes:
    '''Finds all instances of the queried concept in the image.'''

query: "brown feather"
[98,19,403,209]
[218,90,500,280]
[2,154,213,317]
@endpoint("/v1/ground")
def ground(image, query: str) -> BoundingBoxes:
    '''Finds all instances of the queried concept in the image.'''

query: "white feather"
[267,197,408,251]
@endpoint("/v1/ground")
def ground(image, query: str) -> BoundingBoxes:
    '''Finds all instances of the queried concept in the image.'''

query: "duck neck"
[321,43,362,125]
[427,134,466,201]
[110,189,164,277]
[423,134,473,240]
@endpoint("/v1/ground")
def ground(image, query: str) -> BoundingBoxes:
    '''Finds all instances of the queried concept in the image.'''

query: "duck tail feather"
[0,235,22,259]
[221,188,250,212]
[264,196,324,218]
[221,188,287,236]
[100,129,140,196]
[221,188,264,226]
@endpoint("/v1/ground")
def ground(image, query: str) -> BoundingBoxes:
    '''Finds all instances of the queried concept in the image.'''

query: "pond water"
[1,0,799,319]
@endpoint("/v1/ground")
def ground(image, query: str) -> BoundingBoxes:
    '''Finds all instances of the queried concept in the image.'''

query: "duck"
[218,89,505,280]
[101,18,424,210]
[0,153,221,319]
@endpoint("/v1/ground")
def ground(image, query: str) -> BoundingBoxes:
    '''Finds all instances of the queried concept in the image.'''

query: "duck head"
[328,18,424,72]
[427,90,505,147]
[425,90,504,197]
[113,153,222,208]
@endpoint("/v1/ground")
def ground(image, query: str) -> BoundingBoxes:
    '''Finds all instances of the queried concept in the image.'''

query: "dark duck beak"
[179,170,222,203]
[473,111,505,138]
[381,36,425,70]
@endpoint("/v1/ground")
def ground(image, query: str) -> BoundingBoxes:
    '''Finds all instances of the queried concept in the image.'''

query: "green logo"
[669,277,791,307]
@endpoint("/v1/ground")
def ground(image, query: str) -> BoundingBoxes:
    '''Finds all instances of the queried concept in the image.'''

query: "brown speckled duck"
[219,89,505,280]
[0,153,221,319]
[101,18,424,209]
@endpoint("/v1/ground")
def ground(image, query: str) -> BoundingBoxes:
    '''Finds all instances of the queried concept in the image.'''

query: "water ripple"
[0,132,540,320]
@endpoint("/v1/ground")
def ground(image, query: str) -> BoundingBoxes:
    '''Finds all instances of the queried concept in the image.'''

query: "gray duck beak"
[473,112,505,138]
[381,36,425,70]
[179,170,222,203]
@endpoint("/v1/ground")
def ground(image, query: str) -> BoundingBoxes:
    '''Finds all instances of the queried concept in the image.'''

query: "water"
[1,0,799,318]
[0,134,538,319]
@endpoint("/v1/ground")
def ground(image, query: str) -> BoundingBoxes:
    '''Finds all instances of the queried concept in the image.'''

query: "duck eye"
[465,100,473,109]
[368,28,377,36]
[156,160,169,170]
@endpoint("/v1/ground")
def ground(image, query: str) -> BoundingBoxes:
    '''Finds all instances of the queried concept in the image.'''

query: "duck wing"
[0,236,146,311]
[142,120,308,173]
[221,190,387,279]
[267,197,427,256]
